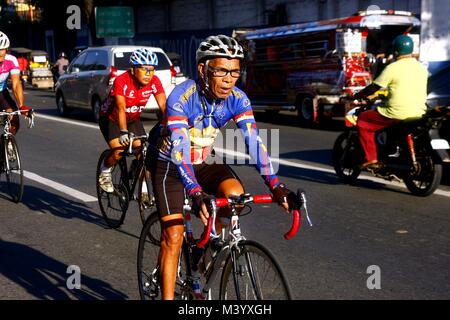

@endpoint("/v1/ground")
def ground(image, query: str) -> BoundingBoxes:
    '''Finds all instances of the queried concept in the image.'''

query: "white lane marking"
[215,148,450,198]
[37,114,450,199]
[24,171,98,203]
[36,114,99,129]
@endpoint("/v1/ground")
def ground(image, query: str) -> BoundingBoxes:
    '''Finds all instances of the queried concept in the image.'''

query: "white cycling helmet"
[130,48,158,66]
[196,35,244,64]
[0,31,10,50]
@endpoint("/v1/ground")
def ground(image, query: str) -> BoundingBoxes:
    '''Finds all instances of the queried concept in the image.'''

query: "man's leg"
[159,213,184,300]
[357,109,397,164]
[151,159,186,300]
[103,137,141,167]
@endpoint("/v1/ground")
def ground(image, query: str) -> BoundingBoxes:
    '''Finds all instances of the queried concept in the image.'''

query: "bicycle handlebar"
[126,133,148,155]
[0,109,35,128]
[196,190,309,248]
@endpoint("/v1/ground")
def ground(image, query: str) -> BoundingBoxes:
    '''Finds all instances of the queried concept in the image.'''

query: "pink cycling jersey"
[0,54,20,91]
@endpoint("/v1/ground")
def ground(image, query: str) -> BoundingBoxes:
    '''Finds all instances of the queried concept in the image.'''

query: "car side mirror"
[72,67,80,73]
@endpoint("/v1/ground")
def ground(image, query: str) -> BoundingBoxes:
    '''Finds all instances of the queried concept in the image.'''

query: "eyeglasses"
[137,66,155,74]
[207,66,241,78]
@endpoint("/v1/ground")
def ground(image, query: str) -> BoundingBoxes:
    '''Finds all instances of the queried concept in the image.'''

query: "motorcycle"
[332,98,450,196]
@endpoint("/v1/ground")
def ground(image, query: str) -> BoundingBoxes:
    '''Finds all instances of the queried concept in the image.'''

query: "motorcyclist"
[52,52,69,80]
[353,34,428,169]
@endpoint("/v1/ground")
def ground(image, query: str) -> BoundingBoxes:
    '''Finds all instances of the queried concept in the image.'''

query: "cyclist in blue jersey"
[0,31,32,135]
[148,35,293,300]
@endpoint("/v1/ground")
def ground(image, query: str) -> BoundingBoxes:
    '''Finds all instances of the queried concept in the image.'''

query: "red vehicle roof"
[243,11,420,40]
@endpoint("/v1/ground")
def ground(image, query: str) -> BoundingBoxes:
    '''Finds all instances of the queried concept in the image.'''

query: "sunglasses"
[137,66,155,74]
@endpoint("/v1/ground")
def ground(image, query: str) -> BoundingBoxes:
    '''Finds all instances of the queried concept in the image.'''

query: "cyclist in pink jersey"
[98,48,166,194]
[0,31,31,135]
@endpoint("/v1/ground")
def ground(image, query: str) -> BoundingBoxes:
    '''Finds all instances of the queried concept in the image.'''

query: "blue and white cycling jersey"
[151,79,280,195]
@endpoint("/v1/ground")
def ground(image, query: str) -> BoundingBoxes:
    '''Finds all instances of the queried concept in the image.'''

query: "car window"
[82,51,98,71]
[69,52,87,73]
[95,50,109,70]
[113,50,171,70]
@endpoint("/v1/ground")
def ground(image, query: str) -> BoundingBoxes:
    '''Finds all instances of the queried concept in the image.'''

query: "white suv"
[55,45,177,121]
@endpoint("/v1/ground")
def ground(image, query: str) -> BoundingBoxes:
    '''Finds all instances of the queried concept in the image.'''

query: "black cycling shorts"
[0,90,18,110]
[0,90,20,131]
[99,116,146,142]
[148,159,242,218]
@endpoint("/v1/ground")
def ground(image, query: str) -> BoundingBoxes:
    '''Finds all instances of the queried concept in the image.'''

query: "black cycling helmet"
[392,35,414,56]
[196,35,244,64]
[59,52,67,58]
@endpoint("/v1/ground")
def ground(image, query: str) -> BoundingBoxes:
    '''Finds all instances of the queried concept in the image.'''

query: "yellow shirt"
[374,57,428,120]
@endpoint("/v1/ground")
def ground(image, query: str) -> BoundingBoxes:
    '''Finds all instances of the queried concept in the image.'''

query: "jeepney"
[235,9,421,127]
[29,50,54,89]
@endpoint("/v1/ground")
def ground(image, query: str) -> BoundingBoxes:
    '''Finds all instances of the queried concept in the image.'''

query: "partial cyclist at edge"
[353,34,428,170]
[98,48,167,202]
[147,34,296,300]
[0,31,32,134]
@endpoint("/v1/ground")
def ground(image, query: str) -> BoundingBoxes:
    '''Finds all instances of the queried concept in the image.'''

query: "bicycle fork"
[199,213,246,299]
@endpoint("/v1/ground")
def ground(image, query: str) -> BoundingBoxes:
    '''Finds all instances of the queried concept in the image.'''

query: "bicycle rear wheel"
[96,150,129,228]
[137,211,190,300]
[219,240,292,300]
[0,136,24,203]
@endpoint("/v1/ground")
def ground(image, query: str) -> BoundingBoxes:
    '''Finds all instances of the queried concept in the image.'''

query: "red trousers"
[357,109,400,162]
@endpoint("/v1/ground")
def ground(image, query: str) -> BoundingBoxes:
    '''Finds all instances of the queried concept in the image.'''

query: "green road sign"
[95,6,135,38]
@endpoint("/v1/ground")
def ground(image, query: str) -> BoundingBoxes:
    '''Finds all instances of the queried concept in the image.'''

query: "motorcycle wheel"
[403,156,442,197]
[332,132,362,183]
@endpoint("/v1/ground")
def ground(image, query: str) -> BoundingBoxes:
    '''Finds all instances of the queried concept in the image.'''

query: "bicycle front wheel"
[137,211,191,300]
[219,240,292,300]
[137,162,154,224]
[0,136,24,203]
[96,150,129,228]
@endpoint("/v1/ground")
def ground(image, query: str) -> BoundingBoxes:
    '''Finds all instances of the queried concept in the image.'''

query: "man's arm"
[353,83,381,100]
[115,94,128,132]
[11,73,24,108]
[154,93,167,115]
[234,109,280,190]
[152,76,167,115]
[235,109,292,212]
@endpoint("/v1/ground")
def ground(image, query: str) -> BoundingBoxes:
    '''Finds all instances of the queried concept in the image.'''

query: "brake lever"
[299,190,313,227]
[27,109,35,128]
[127,132,135,155]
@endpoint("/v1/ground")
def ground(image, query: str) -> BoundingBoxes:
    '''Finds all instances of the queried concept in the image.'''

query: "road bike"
[0,109,35,203]
[96,133,154,228]
[137,189,312,300]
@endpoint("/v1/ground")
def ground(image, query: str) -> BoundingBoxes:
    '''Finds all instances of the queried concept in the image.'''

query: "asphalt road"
[0,86,449,300]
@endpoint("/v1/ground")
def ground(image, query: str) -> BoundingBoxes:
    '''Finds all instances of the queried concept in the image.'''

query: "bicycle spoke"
[220,241,291,300]
[0,137,23,203]
[96,150,128,228]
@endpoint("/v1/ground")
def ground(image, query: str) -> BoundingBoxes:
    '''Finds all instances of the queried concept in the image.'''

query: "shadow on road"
[8,185,141,240]
[19,185,103,225]
[0,238,128,299]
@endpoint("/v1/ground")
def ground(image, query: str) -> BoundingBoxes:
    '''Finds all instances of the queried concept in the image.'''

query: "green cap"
[392,35,414,56]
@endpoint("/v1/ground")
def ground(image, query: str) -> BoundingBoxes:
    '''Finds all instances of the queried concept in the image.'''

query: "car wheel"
[56,92,71,116]
[297,96,315,127]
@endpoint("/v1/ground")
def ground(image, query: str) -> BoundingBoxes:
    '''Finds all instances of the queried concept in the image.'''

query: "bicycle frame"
[117,133,149,200]
[0,109,33,167]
